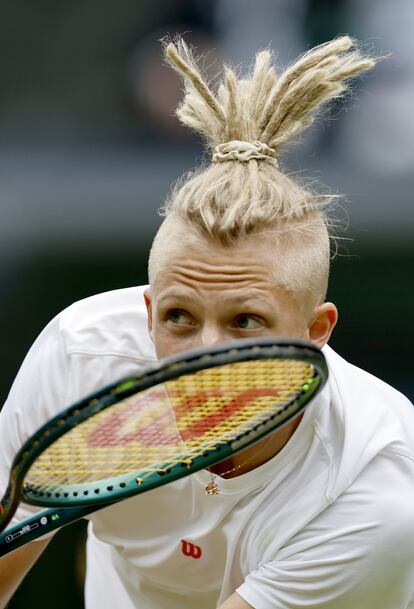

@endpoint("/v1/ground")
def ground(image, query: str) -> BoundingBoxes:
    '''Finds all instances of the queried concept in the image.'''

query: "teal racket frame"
[0,337,328,556]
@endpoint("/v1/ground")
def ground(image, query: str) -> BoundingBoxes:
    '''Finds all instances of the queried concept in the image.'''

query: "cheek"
[151,319,197,359]
[150,322,171,359]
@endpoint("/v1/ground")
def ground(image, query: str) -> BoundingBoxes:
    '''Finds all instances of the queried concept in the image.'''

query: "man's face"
[145,234,331,359]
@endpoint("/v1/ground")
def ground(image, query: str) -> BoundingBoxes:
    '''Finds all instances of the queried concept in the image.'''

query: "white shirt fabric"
[1,285,414,609]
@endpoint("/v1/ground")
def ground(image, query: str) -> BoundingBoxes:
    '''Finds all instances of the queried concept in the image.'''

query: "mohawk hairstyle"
[148,36,375,305]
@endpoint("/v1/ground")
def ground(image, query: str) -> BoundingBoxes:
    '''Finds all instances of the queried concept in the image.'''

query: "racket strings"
[25,359,313,492]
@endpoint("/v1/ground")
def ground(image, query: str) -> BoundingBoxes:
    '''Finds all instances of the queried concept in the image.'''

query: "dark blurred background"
[1,1,413,607]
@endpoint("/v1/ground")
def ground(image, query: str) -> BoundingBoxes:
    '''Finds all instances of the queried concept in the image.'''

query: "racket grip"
[0,506,92,557]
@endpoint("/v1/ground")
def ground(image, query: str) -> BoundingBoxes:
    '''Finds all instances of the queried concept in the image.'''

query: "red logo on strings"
[181,539,202,559]
[89,386,279,447]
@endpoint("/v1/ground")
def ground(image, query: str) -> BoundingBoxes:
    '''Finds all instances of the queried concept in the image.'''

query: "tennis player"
[1,36,414,609]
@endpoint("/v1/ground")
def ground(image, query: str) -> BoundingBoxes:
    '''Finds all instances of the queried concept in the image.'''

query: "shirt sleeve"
[237,452,414,609]
[0,315,70,532]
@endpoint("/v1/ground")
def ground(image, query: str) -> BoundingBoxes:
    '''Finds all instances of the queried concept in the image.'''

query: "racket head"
[0,337,328,532]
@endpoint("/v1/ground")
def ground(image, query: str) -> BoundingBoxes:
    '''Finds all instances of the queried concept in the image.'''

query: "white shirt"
[1,285,414,609]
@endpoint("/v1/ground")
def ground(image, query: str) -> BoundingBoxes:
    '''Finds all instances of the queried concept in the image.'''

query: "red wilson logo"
[89,387,279,447]
[181,539,202,559]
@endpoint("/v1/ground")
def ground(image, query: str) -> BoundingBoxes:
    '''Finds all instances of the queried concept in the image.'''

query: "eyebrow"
[156,289,276,311]
[221,292,275,309]
[156,290,197,305]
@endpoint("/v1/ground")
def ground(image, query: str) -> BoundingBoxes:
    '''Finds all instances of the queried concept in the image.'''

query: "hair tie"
[212,140,278,165]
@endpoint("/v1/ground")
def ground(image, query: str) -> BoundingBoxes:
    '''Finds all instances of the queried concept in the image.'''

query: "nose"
[199,323,227,349]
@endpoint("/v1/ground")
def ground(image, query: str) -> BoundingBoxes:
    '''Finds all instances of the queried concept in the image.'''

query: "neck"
[209,413,303,478]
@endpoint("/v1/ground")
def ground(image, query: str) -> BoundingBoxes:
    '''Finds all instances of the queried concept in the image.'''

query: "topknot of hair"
[164,35,375,155]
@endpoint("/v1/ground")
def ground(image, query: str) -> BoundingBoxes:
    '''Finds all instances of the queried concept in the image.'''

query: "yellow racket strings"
[26,359,313,492]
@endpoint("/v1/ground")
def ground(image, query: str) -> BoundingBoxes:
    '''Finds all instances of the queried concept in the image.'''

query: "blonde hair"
[148,36,375,305]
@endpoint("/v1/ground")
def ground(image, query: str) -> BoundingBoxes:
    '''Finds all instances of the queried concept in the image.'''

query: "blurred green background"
[1,1,413,607]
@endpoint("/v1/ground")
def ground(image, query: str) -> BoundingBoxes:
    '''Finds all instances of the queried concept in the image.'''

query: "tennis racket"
[0,337,328,556]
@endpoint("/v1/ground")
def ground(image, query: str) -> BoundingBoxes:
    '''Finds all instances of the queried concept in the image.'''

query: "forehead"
[151,239,308,322]
[154,232,278,286]
[148,216,327,315]
[150,232,302,316]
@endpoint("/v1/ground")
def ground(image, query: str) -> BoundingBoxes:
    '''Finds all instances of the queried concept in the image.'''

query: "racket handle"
[0,505,95,557]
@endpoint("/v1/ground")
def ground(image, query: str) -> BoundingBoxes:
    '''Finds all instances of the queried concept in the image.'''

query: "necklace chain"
[204,436,275,495]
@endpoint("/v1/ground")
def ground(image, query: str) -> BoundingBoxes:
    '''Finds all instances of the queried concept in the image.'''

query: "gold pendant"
[204,478,219,495]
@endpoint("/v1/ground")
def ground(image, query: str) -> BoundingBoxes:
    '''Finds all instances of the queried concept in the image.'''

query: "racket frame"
[0,337,328,555]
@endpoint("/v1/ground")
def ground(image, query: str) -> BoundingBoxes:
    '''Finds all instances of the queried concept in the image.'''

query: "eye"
[167,309,195,326]
[232,315,263,330]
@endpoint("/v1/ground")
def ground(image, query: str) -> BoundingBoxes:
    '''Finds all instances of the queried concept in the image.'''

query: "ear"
[143,288,153,340]
[308,302,338,348]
